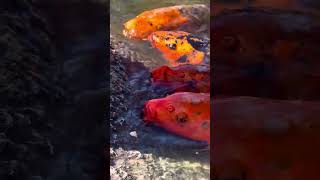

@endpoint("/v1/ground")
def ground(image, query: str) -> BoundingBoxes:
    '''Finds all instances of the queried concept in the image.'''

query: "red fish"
[151,65,210,93]
[148,31,209,66]
[143,92,210,143]
[213,96,320,180]
[123,4,209,40]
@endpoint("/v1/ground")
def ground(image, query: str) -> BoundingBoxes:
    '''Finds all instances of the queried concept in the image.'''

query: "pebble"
[129,131,138,138]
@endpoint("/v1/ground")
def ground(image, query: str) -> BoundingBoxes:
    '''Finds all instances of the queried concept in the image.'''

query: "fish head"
[143,93,210,143]
[151,65,177,82]
[123,6,188,40]
[123,17,156,40]
[148,31,207,66]
[148,31,192,52]
[144,92,210,134]
[143,98,180,125]
[143,96,199,132]
[148,31,193,61]
[152,64,210,82]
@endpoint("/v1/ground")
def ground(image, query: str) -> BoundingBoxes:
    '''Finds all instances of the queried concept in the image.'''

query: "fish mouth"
[147,34,156,46]
[148,33,162,46]
[123,29,134,39]
[142,102,156,123]
[123,29,129,37]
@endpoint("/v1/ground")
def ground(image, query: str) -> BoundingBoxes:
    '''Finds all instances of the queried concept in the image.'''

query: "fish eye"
[166,43,177,50]
[201,121,209,130]
[167,104,175,112]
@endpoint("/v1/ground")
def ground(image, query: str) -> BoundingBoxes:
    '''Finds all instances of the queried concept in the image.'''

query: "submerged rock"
[110,39,131,130]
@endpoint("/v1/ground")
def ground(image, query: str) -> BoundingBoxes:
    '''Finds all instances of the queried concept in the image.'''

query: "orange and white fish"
[143,92,210,143]
[123,4,209,40]
[151,65,210,93]
[148,31,209,66]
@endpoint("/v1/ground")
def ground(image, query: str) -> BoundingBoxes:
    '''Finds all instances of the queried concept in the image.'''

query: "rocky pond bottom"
[110,36,210,179]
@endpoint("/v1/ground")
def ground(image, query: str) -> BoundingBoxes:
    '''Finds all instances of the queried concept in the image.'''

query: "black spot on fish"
[166,43,177,50]
[176,35,185,40]
[176,112,188,125]
[148,22,153,26]
[186,35,208,51]
[201,121,209,130]
[177,55,188,63]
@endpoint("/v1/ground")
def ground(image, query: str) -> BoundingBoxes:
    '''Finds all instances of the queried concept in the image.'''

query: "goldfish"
[148,31,209,66]
[143,92,210,143]
[151,65,210,93]
[213,96,320,179]
[123,4,209,40]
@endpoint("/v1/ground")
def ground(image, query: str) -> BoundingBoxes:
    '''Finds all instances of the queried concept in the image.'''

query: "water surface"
[110,0,210,67]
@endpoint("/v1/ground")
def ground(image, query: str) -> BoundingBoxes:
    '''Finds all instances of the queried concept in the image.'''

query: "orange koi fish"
[148,31,209,66]
[213,97,320,179]
[123,4,209,40]
[143,92,210,143]
[151,65,210,93]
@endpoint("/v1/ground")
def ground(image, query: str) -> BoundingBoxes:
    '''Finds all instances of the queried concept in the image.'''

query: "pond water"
[110,0,210,67]
[110,1,211,179]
